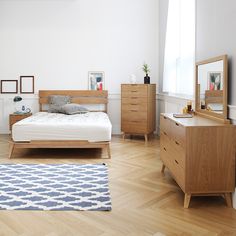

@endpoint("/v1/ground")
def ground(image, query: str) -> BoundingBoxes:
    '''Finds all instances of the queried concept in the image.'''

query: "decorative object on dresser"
[1,80,18,94]
[160,55,236,208]
[20,76,34,94]
[142,63,150,84]
[9,113,32,132]
[129,74,137,84]
[121,84,156,142]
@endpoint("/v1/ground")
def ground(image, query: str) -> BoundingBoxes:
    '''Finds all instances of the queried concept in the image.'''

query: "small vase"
[144,74,150,84]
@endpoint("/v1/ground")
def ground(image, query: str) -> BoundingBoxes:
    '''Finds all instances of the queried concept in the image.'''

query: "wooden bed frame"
[205,90,223,106]
[9,90,111,159]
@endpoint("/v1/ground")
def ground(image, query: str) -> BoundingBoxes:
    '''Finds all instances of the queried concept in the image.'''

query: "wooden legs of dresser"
[122,133,150,142]
[224,193,232,207]
[144,134,148,142]
[184,194,191,208]
[160,164,233,208]
[161,164,165,174]
[183,193,232,208]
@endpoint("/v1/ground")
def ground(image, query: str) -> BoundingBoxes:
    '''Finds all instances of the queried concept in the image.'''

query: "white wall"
[196,0,236,105]
[0,0,159,134]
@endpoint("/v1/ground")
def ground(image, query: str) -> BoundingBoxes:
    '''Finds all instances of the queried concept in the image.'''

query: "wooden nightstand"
[9,113,32,131]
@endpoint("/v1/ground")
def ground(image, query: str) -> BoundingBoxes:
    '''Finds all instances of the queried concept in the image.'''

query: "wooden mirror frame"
[195,55,229,123]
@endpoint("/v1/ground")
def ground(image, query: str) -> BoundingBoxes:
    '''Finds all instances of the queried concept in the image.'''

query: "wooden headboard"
[205,90,223,106]
[39,90,108,112]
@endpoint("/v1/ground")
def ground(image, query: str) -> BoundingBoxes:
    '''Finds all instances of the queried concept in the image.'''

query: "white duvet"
[12,112,112,142]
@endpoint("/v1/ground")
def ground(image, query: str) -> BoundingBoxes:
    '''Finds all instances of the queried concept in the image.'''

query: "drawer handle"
[175,141,180,145]
[131,97,138,99]
[175,160,179,164]
[131,103,138,105]
[163,132,167,136]
[131,90,138,92]
[163,147,167,151]
[131,110,138,112]
[175,123,179,126]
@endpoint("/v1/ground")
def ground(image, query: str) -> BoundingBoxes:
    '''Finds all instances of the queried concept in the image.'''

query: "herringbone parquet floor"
[0,134,236,236]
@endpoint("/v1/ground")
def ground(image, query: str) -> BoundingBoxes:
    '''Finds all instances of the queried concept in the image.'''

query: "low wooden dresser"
[160,113,236,208]
[9,113,32,132]
[121,84,156,141]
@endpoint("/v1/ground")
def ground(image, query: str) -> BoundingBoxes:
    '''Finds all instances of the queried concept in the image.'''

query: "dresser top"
[161,113,233,127]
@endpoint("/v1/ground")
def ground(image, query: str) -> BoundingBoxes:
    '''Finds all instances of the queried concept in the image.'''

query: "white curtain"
[163,0,195,95]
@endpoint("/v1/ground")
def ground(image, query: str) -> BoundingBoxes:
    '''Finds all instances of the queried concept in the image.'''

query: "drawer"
[10,117,23,123]
[160,115,171,137]
[160,132,185,190]
[168,155,185,190]
[122,111,147,122]
[161,132,185,170]
[121,85,148,98]
[121,97,147,105]
[122,103,147,112]
[121,121,147,133]
[160,132,171,165]
[171,139,186,169]
[171,121,186,147]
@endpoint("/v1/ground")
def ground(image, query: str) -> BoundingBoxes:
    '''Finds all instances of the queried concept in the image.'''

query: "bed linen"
[12,112,112,142]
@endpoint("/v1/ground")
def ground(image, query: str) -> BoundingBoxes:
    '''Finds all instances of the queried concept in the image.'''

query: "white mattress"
[12,112,112,142]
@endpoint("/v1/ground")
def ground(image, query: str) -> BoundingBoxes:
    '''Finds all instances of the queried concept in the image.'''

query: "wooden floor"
[0,135,236,236]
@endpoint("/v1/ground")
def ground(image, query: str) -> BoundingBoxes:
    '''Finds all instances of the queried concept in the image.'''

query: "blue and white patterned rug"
[0,164,111,211]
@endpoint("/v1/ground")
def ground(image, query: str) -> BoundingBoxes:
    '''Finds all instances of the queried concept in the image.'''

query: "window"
[163,0,195,95]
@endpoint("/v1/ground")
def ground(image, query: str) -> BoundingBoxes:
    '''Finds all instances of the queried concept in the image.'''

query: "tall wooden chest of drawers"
[121,84,156,141]
[160,113,236,208]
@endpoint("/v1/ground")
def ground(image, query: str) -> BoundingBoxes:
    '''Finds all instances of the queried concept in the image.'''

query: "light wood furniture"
[9,113,32,131]
[160,113,236,208]
[195,55,228,123]
[205,90,223,107]
[121,84,156,142]
[9,90,111,159]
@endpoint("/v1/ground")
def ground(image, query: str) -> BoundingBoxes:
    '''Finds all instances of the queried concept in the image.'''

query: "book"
[173,113,193,118]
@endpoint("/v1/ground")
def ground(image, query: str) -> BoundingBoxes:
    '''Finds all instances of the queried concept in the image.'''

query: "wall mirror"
[195,55,228,123]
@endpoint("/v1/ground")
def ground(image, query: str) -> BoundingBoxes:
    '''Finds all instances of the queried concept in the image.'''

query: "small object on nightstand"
[13,96,23,113]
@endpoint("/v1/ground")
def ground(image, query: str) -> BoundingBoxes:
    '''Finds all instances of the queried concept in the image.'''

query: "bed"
[205,90,223,112]
[9,90,112,159]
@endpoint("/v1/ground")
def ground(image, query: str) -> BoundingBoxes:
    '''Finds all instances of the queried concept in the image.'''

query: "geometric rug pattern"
[0,163,111,211]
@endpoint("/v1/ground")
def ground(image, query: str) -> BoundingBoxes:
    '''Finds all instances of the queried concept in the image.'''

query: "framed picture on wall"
[20,76,34,94]
[207,72,223,90]
[88,71,105,90]
[0,80,18,94]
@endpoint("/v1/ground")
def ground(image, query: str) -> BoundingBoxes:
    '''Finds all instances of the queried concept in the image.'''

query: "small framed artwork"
[20,76,34,94]
[1,80,18,94]
[88,71,105,90]
[207,72,223,90]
